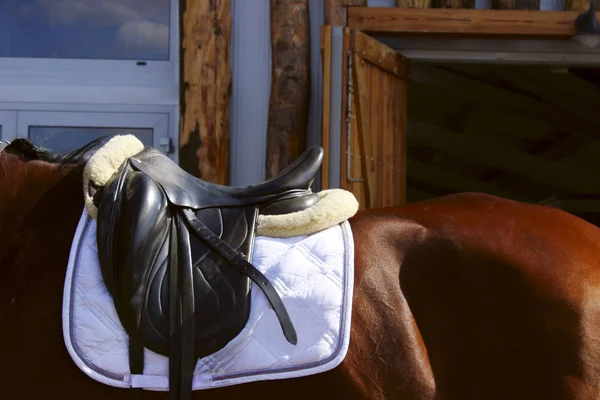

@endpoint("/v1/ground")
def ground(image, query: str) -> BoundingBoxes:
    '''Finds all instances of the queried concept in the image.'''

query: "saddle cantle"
[94,146,323,399]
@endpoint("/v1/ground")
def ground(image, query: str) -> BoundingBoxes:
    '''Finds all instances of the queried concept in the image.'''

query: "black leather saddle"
[94,146,323,400]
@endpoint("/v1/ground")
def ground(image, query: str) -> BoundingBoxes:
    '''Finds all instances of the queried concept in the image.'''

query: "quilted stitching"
[62,210,354,390]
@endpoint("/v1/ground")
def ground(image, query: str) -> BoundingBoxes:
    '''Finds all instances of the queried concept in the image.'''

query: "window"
[14,111,171,153]
[0,0,179,161]
[0,0,170,61]
[29,127,153,153]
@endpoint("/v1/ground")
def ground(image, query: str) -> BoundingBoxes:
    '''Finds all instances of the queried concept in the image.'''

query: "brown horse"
[3,139,600,400]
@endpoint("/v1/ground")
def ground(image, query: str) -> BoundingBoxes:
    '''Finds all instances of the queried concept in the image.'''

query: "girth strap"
[181,208,298,346]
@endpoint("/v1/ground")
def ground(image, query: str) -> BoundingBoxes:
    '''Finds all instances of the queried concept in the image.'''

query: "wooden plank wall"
[405,63,600,206]
[346,67,407,209]
[344,31,408,209]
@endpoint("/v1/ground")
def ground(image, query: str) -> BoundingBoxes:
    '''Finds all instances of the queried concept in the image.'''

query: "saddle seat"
[127,146,323,215]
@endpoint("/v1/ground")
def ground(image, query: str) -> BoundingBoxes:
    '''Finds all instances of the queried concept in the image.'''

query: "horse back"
[362,192,600,399]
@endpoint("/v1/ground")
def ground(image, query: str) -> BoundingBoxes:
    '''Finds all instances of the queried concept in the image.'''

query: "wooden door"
[321,26,410,209]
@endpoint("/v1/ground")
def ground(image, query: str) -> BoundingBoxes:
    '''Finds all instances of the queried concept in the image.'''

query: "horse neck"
[0,153,85,275]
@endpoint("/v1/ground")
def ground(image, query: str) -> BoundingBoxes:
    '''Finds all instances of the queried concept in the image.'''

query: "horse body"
[2,146,600,399]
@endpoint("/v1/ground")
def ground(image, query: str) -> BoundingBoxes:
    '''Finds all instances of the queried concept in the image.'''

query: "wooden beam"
[544,198,600,212]
[409,120,600,194]
[320,25,332,190]
[347,7,596,37]
[266,0,311,179]
[444,64,600,130]
[407,186,437,202]
[407,159,531,202]
[325,0,347,25]
[352,29,410,78]
[179,0,231,184]
[409,64,600,140]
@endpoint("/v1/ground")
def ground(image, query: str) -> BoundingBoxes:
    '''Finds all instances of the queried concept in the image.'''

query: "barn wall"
[405,62,600,210]
[229,0,325,187]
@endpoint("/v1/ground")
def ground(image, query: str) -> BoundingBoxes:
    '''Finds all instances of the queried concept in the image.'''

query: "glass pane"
[28,126,153,154]
[0,0,170,60]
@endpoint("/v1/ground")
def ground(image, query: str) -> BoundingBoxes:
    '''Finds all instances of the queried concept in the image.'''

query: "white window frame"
[12,111,171,155]
[0,1,180,157]
[0,1,180,109]
[0,111,16,141]
[0,1,179,81]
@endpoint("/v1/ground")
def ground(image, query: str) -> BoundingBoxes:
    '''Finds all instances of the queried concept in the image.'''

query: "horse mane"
[4,137,108,168]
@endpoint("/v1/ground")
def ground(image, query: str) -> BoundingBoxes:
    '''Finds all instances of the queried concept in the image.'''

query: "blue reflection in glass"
[29,126,153,153]
[0,0,170,60]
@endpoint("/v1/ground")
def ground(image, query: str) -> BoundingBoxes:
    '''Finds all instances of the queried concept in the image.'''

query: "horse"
[3,138,600,400]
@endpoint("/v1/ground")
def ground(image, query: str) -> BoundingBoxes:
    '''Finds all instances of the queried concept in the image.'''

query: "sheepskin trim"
[83,135,144,219]
[256,189,359,238]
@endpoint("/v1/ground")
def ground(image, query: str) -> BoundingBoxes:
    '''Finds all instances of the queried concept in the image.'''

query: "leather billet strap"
[181,208,298,346]
[168,214,195,400]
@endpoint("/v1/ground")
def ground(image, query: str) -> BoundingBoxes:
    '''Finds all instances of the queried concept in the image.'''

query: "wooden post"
[265,0,311,179]
[325,0,347,26]
[179,0,231,184]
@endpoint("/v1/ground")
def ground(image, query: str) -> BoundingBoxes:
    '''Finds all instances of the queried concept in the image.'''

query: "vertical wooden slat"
[440,0,475,8]
[179,0,231,184]
[266,0,311,179]
[568,0,589,11]
[332,28,409,209]
[382,71,394,206]
[370,63,382,207]
[340,28,350,195]
[352,51,376,209]
[337,29,410,209]
[396,77,408,204]
[320,25,332,190]
[396,0,433,8]
[350,91,367,207]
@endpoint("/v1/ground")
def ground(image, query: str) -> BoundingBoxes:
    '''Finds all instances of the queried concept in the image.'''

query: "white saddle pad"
[62,209,354,391]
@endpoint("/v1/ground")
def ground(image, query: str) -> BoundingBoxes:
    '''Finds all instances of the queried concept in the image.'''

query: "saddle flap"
[95,159,255,358]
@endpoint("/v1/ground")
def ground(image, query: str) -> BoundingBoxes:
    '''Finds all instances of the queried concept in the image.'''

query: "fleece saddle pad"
[63,208,355,390]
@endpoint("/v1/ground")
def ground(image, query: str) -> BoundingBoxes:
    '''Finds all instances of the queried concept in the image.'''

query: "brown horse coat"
[2,148,600,399]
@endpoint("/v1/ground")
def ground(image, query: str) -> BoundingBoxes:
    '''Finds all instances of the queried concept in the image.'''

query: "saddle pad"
[62,208,355,390]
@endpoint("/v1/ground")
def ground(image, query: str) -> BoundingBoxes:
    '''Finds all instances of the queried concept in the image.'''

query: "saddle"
[94,146,324,399]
